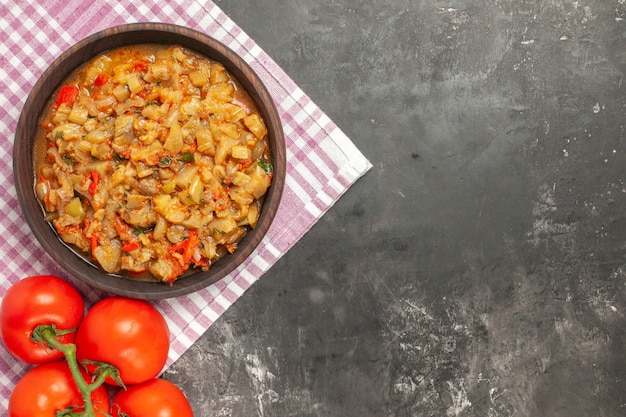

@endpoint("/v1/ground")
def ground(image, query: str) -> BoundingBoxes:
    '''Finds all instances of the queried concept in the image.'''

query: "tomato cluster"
[0,275,194,417]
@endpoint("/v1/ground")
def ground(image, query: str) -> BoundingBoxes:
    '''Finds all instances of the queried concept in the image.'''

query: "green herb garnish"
[181,152,195,163]
[257,158,273,174]
[158,155,172,167]
[132,226,154,235]
[113,153,126,164]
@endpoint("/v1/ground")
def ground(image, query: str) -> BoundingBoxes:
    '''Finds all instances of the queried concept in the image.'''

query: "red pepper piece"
[132,60,150,72]
[240,158,253,169]
[88,171,100,196]
[121,241,140,253]
[169,230,199,265]
[55,85,79,107]
[94,74,109,86]
[90,234,99,259]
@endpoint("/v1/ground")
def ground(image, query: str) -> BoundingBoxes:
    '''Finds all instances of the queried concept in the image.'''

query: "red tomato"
[113,378,194,417]
[75,297,170,385]
[0,275,84,364]
[8,360,110,417]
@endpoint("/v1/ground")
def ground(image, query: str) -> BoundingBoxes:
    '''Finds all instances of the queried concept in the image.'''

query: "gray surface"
[164,1,626,415]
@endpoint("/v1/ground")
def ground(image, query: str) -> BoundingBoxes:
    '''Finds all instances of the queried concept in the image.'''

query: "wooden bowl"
[13,23,285,299]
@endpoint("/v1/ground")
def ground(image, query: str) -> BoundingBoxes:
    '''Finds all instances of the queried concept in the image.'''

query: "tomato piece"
[112,378,194,417]
[0,275,84,364]
[8,360,110,417]
[55,85,79,106]
[75,297,170,385]
[94,74,109,86]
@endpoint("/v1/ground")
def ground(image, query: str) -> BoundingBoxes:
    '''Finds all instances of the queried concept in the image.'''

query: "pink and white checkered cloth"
[0,0,371,408]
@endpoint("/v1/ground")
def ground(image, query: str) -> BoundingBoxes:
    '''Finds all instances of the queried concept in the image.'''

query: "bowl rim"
[13,22,286,299]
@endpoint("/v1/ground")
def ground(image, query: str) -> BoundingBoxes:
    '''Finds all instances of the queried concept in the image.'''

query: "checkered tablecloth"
[0,0,371,408]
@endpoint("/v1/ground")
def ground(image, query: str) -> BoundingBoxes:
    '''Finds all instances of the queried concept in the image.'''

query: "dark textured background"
[164,1,626,415]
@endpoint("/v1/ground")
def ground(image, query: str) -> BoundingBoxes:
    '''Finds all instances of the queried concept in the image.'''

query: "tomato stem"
[33,324,117,417]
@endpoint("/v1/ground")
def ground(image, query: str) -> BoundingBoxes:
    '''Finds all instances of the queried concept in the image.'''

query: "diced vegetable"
[188,70,208,87]
[244,114,268,139]
[112,84,130,102]
[67,106,89,125]
[121,241,139,252]
[64,197,85,219]
[126,74,143,94]
[84,54,113,84]
[153,194,187,224]
[161,180,177,194]
[168,230,198,265]
[207,83,235,102]
[187,174,203,204]
[94,74,109,86]
[55,85,79,107]
[163,120,183,153]
[196,129,215,155]
[85,124,114,144]
[231,145,251,160]
[88,171,100,196]
[52,123,82,141]
[209,63,229,84]
[92,239,122,273]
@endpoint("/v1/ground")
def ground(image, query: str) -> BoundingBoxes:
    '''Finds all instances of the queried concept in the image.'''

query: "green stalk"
[32,324,113,417]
